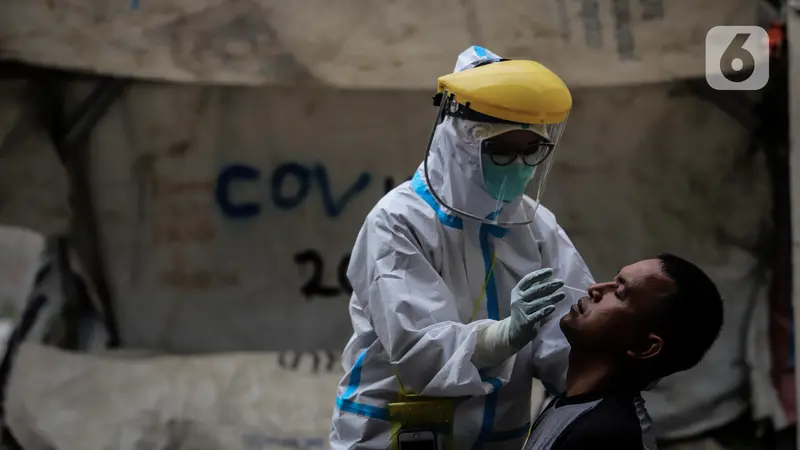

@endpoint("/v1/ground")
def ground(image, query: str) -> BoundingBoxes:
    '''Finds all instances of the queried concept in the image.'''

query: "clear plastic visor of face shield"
[422,101,568,227]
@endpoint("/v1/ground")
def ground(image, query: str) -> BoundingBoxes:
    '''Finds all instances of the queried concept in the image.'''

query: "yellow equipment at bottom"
[388,253,498,450]
[389,396,455,450]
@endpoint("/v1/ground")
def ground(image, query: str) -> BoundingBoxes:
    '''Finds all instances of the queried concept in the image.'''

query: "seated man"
[523,253,724,450]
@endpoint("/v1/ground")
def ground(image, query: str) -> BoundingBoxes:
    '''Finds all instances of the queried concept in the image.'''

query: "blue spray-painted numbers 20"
[215,163,372,219]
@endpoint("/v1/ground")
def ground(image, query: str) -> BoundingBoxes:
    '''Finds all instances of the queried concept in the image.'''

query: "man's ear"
[626,333,663,360]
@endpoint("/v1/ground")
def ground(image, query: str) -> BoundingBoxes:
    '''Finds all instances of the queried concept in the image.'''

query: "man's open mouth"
[576,298,587,315]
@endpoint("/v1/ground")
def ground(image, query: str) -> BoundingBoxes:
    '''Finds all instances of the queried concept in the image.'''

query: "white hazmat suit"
[330,48,595,449]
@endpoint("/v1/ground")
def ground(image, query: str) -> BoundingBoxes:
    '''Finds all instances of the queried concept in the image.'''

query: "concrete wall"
[0,0,756,88]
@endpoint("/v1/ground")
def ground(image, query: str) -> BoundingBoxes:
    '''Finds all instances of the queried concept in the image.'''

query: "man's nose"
[588,281,614,301]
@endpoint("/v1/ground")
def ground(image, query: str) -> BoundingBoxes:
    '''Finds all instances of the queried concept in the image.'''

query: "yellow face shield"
[422,60,573,227]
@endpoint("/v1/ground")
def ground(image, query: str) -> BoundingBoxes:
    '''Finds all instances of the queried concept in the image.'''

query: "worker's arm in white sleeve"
[348,208,507,397]
[528,211,595,395]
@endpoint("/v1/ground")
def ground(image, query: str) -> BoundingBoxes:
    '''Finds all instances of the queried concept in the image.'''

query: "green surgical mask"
[481,156,534,202]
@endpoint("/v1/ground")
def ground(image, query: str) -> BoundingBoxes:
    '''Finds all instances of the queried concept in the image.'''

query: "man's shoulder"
[550,394,653,450]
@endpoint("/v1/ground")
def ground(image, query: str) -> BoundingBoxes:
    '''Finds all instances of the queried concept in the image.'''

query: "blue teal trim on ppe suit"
[473,220,508,448]
[410,173,463,229]
[413,172,515,447]
[335,350,391,421]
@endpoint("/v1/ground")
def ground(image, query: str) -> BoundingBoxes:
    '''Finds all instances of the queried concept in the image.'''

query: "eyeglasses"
[481,140,554,167]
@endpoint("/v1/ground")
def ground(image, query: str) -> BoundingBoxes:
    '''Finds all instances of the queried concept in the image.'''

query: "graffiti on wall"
[278,350,339,373]
[293,250,352,299]
[208,162,413,300]
[214,163,411,220]
[144,161,413,302]
[214,163,373,220]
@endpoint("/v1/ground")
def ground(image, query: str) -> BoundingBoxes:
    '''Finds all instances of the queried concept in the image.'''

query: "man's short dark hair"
[653,253,724,377]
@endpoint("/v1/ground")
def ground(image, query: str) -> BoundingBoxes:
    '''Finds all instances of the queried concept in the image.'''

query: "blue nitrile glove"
[472,268,565,369]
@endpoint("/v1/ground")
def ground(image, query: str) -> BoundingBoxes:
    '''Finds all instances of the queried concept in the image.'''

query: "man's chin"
[558,312,574,334]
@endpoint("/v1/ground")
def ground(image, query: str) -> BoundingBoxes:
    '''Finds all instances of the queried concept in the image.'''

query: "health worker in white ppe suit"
[330,46,595,450]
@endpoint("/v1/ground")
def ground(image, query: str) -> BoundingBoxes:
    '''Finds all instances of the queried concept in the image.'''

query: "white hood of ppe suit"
[422,45,550,224]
